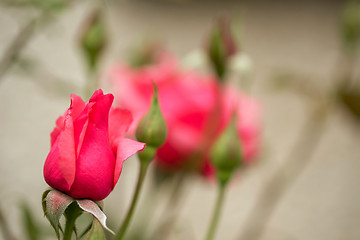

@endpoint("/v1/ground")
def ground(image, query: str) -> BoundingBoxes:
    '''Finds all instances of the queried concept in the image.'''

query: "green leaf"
[42,189,74,239]
[85,219,106,240]
[3,0,68,11]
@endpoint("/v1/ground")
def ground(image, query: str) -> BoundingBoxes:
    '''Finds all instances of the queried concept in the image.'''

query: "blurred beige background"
[0,0,360,239]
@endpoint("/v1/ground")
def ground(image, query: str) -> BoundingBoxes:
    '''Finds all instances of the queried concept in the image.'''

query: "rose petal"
[70,94,86,119]
[50,115,65,147]
[44,112,76,191]
[50,95,85,147]
[68,93,116,200]
[112,137,145,186]
[108,108,133,143]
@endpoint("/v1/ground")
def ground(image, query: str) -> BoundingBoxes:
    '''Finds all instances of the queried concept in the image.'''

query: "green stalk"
[63,202,82,240]
[205,183,226,240]
[116,162,149,240]
[63,215,76,240]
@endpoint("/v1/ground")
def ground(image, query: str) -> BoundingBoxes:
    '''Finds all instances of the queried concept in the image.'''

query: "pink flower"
[44,90,145,201]
[109,55,261,176]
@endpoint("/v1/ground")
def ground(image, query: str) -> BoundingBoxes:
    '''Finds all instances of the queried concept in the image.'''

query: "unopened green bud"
[207,17,238,81]
[136,84,167,153]
[208,26,227,81]
[211,114,242,186]
[79,9,107,71]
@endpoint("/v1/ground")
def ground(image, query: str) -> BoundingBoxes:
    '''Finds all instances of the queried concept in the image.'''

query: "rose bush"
[109,54,261,176]
[44,90,145,201]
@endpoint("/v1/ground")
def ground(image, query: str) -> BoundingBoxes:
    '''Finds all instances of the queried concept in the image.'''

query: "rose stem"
[238,104,329,240]
[63,215,76,240]
[205,183,226,240]
[152,171,187,239]
[116,162,149,240]
[0,15,39,83]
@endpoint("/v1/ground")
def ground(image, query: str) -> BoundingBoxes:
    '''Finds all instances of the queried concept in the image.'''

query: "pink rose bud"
[43,90,145,201]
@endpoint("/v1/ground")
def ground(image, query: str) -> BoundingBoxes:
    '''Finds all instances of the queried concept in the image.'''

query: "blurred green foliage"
[340,1,360,54]
[20,202,42,240]
[0,0,68,12]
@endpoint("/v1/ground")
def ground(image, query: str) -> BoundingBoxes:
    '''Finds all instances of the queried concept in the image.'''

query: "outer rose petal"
[112,137,145,186]
[108,108,133,143]
[50,94,85,147]
[68,92,116,201]
[44,140,69,191]
[50,116,64,147]
[70,94,86,119]
[44,112,76,191]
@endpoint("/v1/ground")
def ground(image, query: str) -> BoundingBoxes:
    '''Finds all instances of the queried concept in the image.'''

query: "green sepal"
[76,199,115,235]
[64,201,83,225]
[42,189,74,239]
[137,145,157,166]
[84,219,106,240]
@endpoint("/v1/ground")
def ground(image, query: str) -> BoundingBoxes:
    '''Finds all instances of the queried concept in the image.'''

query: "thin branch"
[0,14,41,83]
[152,172,187,240]
[238,103,330,240]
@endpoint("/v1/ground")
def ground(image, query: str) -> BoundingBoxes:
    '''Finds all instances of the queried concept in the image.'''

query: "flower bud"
[211,114,242,186]
[207,17,238,81]
[79,9,107,71]
[136,84,167,163]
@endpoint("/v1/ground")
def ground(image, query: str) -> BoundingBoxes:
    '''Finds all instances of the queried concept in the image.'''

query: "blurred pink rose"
[109,54,261,176]
[44,90,145,200]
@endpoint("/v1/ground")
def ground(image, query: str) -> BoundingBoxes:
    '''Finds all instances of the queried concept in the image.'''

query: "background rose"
[44,90,145,201]
[109,55,261,176]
